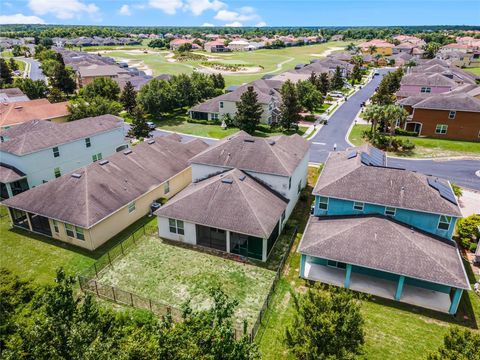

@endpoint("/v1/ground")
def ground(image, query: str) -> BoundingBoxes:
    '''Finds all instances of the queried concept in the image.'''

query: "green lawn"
[349,124,480,158]
[91,41,351,87]
[0,209,156,285]
[256,168,480,360]
[465,67,480,75]
[98,235,276,327]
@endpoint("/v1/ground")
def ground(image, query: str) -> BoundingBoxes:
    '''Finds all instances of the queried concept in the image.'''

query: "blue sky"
[0,0,478,27]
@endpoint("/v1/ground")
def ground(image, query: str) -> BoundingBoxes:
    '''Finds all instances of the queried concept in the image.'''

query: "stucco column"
[449,288,463,315]
[395,276,405,301]
[6,183,13,198]
[299,254,306,278]
[344,264,352,289]
[262,238,268,262]
[226,230,230,253]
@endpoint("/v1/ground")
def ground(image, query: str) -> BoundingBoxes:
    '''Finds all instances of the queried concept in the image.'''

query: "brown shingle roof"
[0,115,124,156]
[298,215,469,289]
[2,135,209,228]
[0,99,69,127]
[0,163,26,183]
[77,64,122,77]
[400,73,457,87]
[190,131,309,177]
[313,146,462,217]
[413,93,480,112]
[156,168,287,238]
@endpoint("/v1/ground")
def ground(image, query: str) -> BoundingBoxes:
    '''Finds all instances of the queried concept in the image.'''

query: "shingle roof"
[313,146,462,217]
[298,215,470,290]
[155,168,288,238]
[2,135,209,228]
[0,88,26,97]
[400,73,457,87]
[77,64,122,77]
[0,99,69,127]
[0,115,124,156]
[413,93,480,112]
[0,163,26,183]
[397,95,431,106]
[190,131,309,177]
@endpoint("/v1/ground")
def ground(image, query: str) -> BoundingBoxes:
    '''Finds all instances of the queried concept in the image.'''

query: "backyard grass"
[465,67,480,75]
[256,167,480,360]
[91,41,351,87]
[98,235,276,327]
[349,124,480,158]
[0,209,156,284]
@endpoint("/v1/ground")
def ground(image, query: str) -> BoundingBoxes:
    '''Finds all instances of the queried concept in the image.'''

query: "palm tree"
[368,45,377,55]
[346,42,358,53]
[362,104,384,141]
[351,55,364,67]
[384,105,408,147]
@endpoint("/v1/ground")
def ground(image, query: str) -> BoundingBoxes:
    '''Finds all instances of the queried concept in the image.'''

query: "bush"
[395,128,418,137]
[457,215,480,241]
[303,114,316,122]
[401,140,416,151]
[186,118,217,125]
[451,183,463,198]
[469,242,478,253]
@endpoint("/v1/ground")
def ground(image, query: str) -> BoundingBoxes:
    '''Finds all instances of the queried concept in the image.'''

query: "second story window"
[92,153,103,162]
[448,111,456,119]
[54,167,61,178]
[353,202,364,211]
[420,87,431,93]
[128,202,136,213]
[53,147,60,157]
[318,196,329,210]
[219,101,224,108]
[85,138,91,147]
[437,215,452,231]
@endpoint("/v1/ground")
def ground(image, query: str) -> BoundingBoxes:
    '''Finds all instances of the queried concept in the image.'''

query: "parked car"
[147,122,156,130]
[374,70,380,76]
[328,91,344,98]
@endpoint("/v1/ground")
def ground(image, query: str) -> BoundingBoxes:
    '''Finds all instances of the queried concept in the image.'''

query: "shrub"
[186,118,216,125]
[303,114,316,122]
[395,128,418,137]
[457,215,480,241]
[469,242,478,253]
[451,183,463,198]
[402,140,416,151]
[461,237,473,249]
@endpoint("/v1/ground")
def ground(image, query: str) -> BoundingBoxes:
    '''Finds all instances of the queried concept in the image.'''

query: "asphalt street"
[17,57,46,81]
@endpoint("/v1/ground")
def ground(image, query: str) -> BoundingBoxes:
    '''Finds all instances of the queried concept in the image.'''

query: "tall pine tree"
[0,58,13,86]
[235,86,263,134]
[331,66,344,90]
[50,53,76,94]
[279,80,302,130]
[120,81,137,114]
[318,72,330,95]
[128,105,151,139]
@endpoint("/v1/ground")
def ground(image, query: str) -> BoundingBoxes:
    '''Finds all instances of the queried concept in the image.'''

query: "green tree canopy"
[13,78,48,99]
[0,58,13,86]
[235,86,263,134]
[331,66,344,90]
[128,105,151,139]
[120,80,137,114]
[279,80,302,130]
[296,80,323,114]
[427,327,480,360]
[285,284,365,360]
[68,96,122,121]
[80,77,121,101]
[137,78,174,116]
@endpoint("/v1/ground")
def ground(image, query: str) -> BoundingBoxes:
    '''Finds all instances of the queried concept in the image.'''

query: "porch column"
[448,288,463,315]
[6,183,13,198]
[299,255,306,278]
[226,230,230,253]
[26,212,33,231]
[344,264,352,289]
[395,276,405,301]
[262,238,268,262]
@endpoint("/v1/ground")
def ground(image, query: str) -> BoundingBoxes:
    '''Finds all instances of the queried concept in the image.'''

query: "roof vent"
[71,173,82,178]
[347,151,357,159]
[269,141,276,146]
[99,160,109,165]
[147,139,155,144]
[244,138,255,143]
[221,178,233,184]
[239,175,246,181]
[123,149,132,155]
[14,106,22,110]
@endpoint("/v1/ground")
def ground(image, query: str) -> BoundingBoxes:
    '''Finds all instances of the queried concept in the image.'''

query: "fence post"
[112,286,116,302]
[78,276,83,292]
[107,252,112,267]
[94,263,98,278]
[95,280,99,296]
[120,242,124,255]
[130,292,134,306]
[143,225,146,235]
[149,299,152,311]
[132,232,136,244]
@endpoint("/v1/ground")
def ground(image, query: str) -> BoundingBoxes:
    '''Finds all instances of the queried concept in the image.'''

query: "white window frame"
[54,167,61,178]
[75,226,85,241]
[92,153,103,162]
[318,196,329,210]
[128,202,136,213]
[169,218,184,235]
[353,201,364,211]
[420,87,431,93]
[437,215,452,231]
[219,101,224,108]
[53,220,59,233]
[65,223,75,237]
[385,207,396,216]
[435,124,448,134]
[448,111,456,119]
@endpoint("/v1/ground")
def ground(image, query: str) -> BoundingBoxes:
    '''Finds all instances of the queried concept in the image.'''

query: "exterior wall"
[157,216,197,244]
[314,196,458,239]
[399,84,452,95]
[0,126,126,188]
[49,218,95,250]
[410,108,480,141]
[220,100,271,124]
[361,47,393,56]
[87,167,192,249]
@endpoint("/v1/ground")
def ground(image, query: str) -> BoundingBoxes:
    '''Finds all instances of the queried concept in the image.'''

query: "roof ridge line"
[264,139,291,175]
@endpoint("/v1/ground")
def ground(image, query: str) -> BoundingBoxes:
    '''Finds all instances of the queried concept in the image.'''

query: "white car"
[329,91,344,98]
[146,122,156,130]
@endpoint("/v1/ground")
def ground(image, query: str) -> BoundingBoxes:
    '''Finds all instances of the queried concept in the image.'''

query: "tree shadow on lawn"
[8,215,157,262]
[150,108,189,126]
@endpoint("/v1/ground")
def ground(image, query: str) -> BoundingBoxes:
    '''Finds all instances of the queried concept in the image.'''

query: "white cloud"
[28,0,99,20]
[225,21,242,27]
[0,13,45,24]
[119,4,131,15]
[255,21,267,27]
[202,22,215,27]
[148,0,183,15]
[214,8,259,22]
[185,0,225,16]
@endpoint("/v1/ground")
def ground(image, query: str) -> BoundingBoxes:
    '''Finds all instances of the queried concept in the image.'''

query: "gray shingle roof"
[0,115,124,156]
[0,163,25,183]
[190,131,309,177]
[400,73,457,87]
[156,168,288,238]
[413,93,480,112]
[313,146,462,217]
[298,215,470,289]
[2,135,209,228]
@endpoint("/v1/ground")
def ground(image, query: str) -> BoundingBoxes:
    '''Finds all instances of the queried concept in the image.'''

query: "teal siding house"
[300,146,469,314]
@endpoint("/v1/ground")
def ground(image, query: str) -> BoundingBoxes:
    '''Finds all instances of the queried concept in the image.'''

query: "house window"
[75,226,85,240]
[85,137,91,147]
[164,181,170,194]
[92,153,103,162]
[53,146,60,157]
[54,167,61,178]
[288,177,292,189]
[327,260,347,269]
[65,223,75,237]
[435,124,448,134]
[297,180,302,194]
[219,101,224,108]
[128,202,136,213]
[353,202,364,211]
[420,87,431,93]
[448,111,456,119]
[438,215,452,231]
[385,207,396,216]
[53,220,59,233]
[211,113,219,121]
[318,196,329,210]
[169,218,184,235]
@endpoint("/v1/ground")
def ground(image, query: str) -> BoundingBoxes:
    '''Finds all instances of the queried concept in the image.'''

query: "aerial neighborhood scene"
[1,0,480,359]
